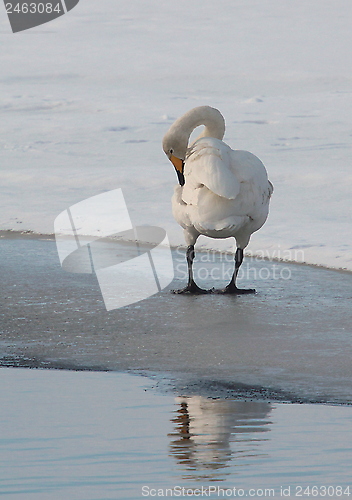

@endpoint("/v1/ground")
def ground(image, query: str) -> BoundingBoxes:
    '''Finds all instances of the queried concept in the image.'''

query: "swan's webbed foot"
[215,283,256,295]
[172,280,211,294]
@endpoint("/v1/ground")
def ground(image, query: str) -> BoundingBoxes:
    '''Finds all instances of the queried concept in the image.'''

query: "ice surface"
[1,236,351,404]
[0,0,352,269]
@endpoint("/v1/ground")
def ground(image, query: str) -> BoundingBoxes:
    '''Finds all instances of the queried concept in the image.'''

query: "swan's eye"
[169,149,174,155]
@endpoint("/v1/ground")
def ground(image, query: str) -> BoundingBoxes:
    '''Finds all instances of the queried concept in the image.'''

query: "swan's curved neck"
[165,106,225,158]
[178,106,225,144]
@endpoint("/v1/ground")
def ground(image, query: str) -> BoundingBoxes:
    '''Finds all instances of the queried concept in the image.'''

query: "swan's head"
[162,130,188,187]
[162,106,225,187]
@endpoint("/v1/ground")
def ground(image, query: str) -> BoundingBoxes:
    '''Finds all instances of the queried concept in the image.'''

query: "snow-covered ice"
[1,0,352,269]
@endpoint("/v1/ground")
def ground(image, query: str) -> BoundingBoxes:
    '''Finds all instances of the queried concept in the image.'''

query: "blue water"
[1,368,351,500]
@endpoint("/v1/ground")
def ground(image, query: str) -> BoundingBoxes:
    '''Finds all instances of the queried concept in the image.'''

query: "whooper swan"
[162,105,273,294]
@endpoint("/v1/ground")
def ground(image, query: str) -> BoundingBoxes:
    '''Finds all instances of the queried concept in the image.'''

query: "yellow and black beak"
[170,155,185,186]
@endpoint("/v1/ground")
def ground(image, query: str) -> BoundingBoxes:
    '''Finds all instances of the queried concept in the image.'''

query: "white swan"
[162,105,273,294]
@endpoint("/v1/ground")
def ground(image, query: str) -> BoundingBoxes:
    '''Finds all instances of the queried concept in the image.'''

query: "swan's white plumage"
[184,138,241,200]
[163,106,273,251]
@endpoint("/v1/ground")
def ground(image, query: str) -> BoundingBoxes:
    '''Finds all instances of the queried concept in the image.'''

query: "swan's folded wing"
[186,142,240,200]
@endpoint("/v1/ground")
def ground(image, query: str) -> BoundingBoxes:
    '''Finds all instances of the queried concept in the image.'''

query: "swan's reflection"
[169,396,272,481]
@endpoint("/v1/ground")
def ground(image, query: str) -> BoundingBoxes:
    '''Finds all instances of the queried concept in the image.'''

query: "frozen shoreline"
[2,229,352,275]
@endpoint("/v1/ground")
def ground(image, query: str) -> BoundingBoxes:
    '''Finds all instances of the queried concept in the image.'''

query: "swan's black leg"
[219,248,256,294]
[173,245,210,294]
